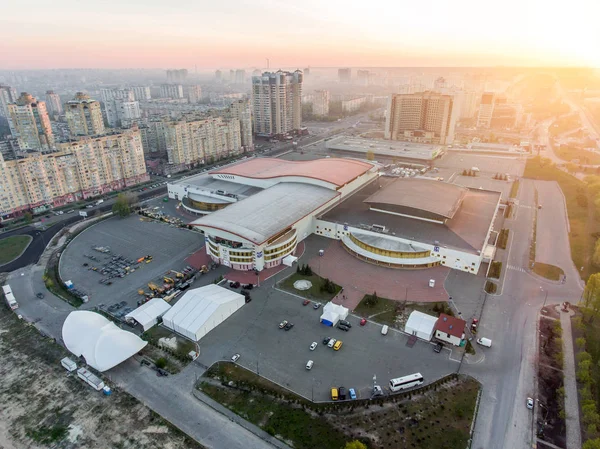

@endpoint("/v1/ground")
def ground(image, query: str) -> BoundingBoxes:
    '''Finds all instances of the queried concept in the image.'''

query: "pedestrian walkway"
[507,264,527,273]
[558,308,582,449]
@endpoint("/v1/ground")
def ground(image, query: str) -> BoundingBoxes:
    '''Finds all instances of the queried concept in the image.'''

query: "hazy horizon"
[1,0,599,70]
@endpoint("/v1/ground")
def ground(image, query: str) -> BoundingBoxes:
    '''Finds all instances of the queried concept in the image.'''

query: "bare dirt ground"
[0,307,204,449]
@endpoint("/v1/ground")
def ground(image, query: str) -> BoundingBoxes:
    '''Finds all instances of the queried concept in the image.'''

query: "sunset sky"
[1,0,599,69]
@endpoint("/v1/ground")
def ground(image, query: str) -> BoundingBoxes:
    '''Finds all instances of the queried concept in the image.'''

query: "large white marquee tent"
[319,302,349,327]
[404,310,438,341]
[125,298,171,331]
[161,284,245,341]
[62,311,147,372]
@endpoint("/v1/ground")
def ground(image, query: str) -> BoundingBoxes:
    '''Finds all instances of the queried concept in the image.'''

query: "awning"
[282,255,298,266]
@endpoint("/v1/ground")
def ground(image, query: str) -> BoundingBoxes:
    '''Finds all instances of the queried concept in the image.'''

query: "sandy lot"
[0,308,204,449]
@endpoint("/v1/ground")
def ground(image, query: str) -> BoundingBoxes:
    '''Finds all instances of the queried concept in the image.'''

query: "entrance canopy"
[282,255,298,266]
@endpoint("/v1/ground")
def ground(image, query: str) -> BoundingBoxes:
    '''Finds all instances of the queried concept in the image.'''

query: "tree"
[23,212,33,224]
[583,273,600,319]
[366,150,375,161]
[344,441,367,449]
[112,192,137,218]
[593,240,600,268]
[155,357,167,369]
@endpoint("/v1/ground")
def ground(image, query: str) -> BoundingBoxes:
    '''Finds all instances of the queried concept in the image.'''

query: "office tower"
[312,90,330,116]
[131,86,151,101]
[338,68,351,83]
[7,92,55,150]
[0,129,148,217]
[251,70,303,137]
[226,99,253,150]
[357,70,370,86]
[385,91,455,145]
[0,84,18,118]
[434,77,447,92]
[166,69,188,83]
[187,85,203,104]
[100,88,140,128]
[215,70,223,81]
[45,90,63,116]
[160,84,184,99]
[235,70,246,84]
[476,92,495,128]
[65,92,106,137]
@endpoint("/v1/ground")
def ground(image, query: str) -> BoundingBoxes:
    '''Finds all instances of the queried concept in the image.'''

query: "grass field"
[556,146,600,165]
[532,263,565,281]
[524,156,599,280]
[201,362,479,449]
[0,235,32,265]
[354,295,453,328]
[278,272,342,302]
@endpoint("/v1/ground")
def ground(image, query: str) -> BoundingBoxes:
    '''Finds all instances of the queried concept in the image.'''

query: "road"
[465,179,583,449]
[557,83,600,142]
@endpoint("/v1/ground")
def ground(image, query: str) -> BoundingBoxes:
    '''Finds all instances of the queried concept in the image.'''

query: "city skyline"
[1,0,599,69]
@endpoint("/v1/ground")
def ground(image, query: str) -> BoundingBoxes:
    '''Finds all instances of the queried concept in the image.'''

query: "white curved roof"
[62,311,147,372]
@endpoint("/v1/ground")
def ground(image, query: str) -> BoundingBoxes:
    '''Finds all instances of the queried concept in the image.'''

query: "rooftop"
[321,177,500,253]
[209,157,374,188]
[173,173,263,198]
[364,178,467,219]
[325,136,443,161]
[192,182,339,245]
[435,313,466,338]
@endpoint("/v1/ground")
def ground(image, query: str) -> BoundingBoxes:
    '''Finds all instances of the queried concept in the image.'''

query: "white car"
[328,338,337,348]
[310,342,317,351]
[231,353,240,362]
[306,360,314,370]
[527,397,534,409]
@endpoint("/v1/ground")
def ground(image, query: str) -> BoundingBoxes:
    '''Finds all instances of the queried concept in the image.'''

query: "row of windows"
[348,234,431,259]
[189,199,227,211]
[265,235,297,255]
[344,245,440,269]
[265,240,296,261]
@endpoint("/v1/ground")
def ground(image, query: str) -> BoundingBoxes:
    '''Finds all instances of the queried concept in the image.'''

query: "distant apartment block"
[312,90,330,116]
[100,88,141,128]
[342,96,367,113]
[166,69,188,83]
[131,86,151,101]
[434,77,447,91]
[187,85,203,104]
[476,92,495,128]
[490,95,523,129]
[225,99,253,150]
[65,92,106,137]
[235,70,246,84]
[338,68,351,83]
[7,92,55,150]
[45,90,63,116]
[356,70,371,86]
[160,84,184,100]
[252,70,303,137]
[0,129,148,217]
[0,84,18,118]
[385,92,455,145]
[215,70,223,81]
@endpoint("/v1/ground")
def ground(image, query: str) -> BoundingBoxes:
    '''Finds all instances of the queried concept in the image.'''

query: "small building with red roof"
[434,313,466,346]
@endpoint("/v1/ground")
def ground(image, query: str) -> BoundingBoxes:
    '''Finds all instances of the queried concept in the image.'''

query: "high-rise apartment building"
[252,70,303,137]
[7,93,55,150]
[0,129,148,217]
[166,69,188,83]
[225,99,253,150]
[385,92,455,145]
[312,90,330,116]
[65,92,106,137]
[0,84,18,118]
[357,70,371,86]
[160,84,184,99]
[229,70,235,83]
[338,68,351,83]
[235,70,246,84]
[476,92,495,128]
[131,86,151,101]
[100,88,141,128]
[45,91,63,117]
[187,85,203,104]
[433,77,447,92]
[215,70,223,81]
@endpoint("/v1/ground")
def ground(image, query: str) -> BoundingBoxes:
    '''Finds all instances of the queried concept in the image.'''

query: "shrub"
[155,357,167,369]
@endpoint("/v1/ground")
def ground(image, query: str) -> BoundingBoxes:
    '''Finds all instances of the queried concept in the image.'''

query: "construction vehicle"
[138,289,145,295]
[163,277,175,284]
[148,282,161,292]
[200,265,208,274]
[170,270,185,279]
[145,258,153,264]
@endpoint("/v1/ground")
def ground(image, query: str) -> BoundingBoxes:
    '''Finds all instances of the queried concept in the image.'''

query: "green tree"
[155,357,167,369]
[23,212,33,224]
[583,273,600,319]
[344,441,367,449]
[112,192,137,218]
[366,150,375,161]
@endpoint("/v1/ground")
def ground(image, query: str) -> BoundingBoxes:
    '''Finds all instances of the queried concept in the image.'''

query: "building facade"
[160,84,184,99]
[0,129,148,217]
[131,86,151,101]
[234,70,246,84]
[476,92,495,128]
[100,88,141,128]
[65,92,106,137]
[187,85,203,104]
[166,69,188,83]
[341,96,367,113]
[385,92,455,145]
[338,68,351,83]
[45,90,63,117]
[7,93,55,150]
[225,99,253,150]
[312,90,330,116]
[0,84,18,118]
[252,70,303,137]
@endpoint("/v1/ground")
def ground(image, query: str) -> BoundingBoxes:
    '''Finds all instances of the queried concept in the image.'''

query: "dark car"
[243,284,254,290]
[35,292,44,299]
[338,387,346,400]
[339,320,352,328]
[245,296,252,303]
[323,337,331,345]
[433,342,443,353]
[302,299,310,306]
[229,281,241,288]
[284,322,294,331]
[337,324,350,332]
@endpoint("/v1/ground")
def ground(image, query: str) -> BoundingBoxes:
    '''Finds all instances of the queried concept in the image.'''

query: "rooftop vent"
[443,317,447,321]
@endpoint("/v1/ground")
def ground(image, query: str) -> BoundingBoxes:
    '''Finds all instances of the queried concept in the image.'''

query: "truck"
[77,367,105,391]
[61,357,77,372]
[476,337,492,348]
[2,284,18,310]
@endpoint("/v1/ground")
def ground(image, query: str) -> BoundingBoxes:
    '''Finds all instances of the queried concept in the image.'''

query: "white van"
[381,325,389,335]
[476,337,492,348]
[61,357,77,372]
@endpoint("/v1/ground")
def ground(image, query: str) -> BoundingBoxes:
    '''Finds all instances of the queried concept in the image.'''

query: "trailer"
[61,357,77,372]
[2,284,19,310]
[77,367,105,391]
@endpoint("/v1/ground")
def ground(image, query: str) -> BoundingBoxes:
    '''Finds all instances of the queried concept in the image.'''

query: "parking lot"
[451,175,513,200]
[59,215,205,311]
[194,277,459,402]
[435,153,526,177]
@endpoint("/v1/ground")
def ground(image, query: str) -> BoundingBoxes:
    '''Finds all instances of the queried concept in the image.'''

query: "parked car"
[306,360,314,370]
[243,284,254,290]
[231,353,240,362]
[323,337,331,345]
[373,385,383,397]
[527,397,534,409]
[244,296,252,303]
[433,342,443,353]
[338,387,346,400]
[279,320,288,329]
[331,388,339,401]
[360,318,367,326]
[328,338,337,348]
[229,281,240,288]
[337,323,350,332]
[284,322,294,331]
[333,340,343,351]
[313,302,322,310]
[349,388,357,400]
[35,292,44,299]
[302,299,310,306]
[339,320,352,328]
[310,342,318,351]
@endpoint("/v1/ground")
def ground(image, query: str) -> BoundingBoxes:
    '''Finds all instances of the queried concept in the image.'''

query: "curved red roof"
[210,157,373,187]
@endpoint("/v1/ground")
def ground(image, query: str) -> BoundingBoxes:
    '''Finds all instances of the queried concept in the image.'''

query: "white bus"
[389,373,424,392]
[2,284,18,310]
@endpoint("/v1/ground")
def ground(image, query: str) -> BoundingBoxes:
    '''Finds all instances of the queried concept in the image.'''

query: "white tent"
[319,302,349,327]
[161,284,245,341]
[125,298,171,331]
[282,255,298,267]
[404,310,438,341]
[62,311,147,372]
